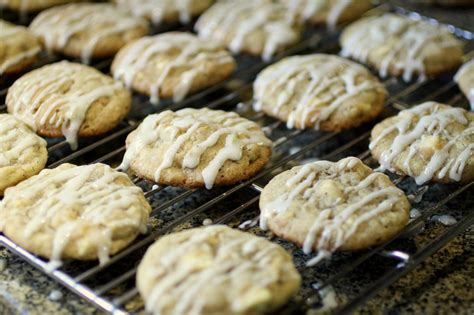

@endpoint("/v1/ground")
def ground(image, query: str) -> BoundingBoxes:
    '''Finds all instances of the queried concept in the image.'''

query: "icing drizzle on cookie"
[253,54,386,129]
[7,61,125,150]
[142,226,297,314]
[115,0,197,24]
[340,14,462,82]
[119,108,272,189]
[0,164,149,272]
[195,1,299,61]
[260,157,406,265]
[29,3,147,63]
[286,0,354,29]
[454,59,474,111]
[113,33,234,105]
[0,21,41,75]
[0,114,47,167]
[370,102,474,184]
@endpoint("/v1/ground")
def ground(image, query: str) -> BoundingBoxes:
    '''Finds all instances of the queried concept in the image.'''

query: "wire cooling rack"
[0,2,473,314]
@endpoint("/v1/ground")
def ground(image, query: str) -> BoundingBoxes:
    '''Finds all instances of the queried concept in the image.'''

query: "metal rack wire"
[0,2,473,314]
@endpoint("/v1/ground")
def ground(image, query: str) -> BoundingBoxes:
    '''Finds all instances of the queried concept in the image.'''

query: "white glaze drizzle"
[369,102,474,185]
[143,226,288,314]
[253,54,386,129]
[195,0,299,61]
[8,61,125,150]
[431,214,457,226]
[29,3,147,63]
[119,108,272,189]
[285,0,353,29]
[340,14,461,82]
[2,164,149,271]
[113,32,233,105]
[0,114,47,167]
[0,21,41,75]
[260,157,405,264]
[454,59,474,111]
[115,0,196,24]
[409,208,421,220]
[326,0,351,29]
[0,47,40,75]
[312,281,339,312]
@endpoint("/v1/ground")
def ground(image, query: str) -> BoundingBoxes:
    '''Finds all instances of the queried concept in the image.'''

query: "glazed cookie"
[260,157,410,265]
[195,0,302,61]
[280,0,372,28]
[454,59,474,110]
[114,0,215,25]
[0,114,47,196]
[340,13,464,82]
[253,54,387,131]
[137,225,301,315]
[119,108,272,189]
[370,102,474,184]
[0,163,151,269]
[6,61,131,149]
[0,20,41,76]
[0,0,79,12]
[29,3,149,63]
[112,32,235,104]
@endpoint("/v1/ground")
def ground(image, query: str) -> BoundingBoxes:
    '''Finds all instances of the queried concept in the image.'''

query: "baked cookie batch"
[1,1,473,314]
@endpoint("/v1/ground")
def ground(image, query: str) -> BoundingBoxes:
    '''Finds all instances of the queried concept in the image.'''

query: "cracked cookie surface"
[0,20,41,77]
[340,13,463,82]
[119,108,272,189]
[0,114,47,196]
[195,0,302,61]
[111,32,235,104]
[260,157,410,265]
[137,225,301,315]
[114,0,215,25]
[253,54,387,131]
[0,163,151,268]
[370,102,474,184]
[6,61,131,149]
[29,3,149,63]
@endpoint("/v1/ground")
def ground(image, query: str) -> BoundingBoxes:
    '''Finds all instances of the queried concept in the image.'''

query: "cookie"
[137,225,301,315]
[370,102,474,184]
[6,61,131,150]
[195,0,302,61]
[253,54,387,131]
[29,3,149,63]
[119,108,272,189]
[0,163,151,269]
[0,20,41,76]
[260,157,410,265]
[0,114,47,196]
[112,32,235,105]
[280,0,372,28]
[340,13,464,82]
[114,0,215,25]
[454,59,474,110]
[0,0,79,12]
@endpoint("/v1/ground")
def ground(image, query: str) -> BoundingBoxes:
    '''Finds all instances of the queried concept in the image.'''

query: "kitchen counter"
[0,1,473,314]
[0,228,471,314]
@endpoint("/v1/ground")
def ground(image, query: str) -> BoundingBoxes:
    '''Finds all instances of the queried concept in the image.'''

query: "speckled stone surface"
[0,248,99,314]
[0,1,473,314]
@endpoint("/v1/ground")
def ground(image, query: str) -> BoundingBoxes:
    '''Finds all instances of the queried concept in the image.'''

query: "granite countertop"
[0,1,473,314]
